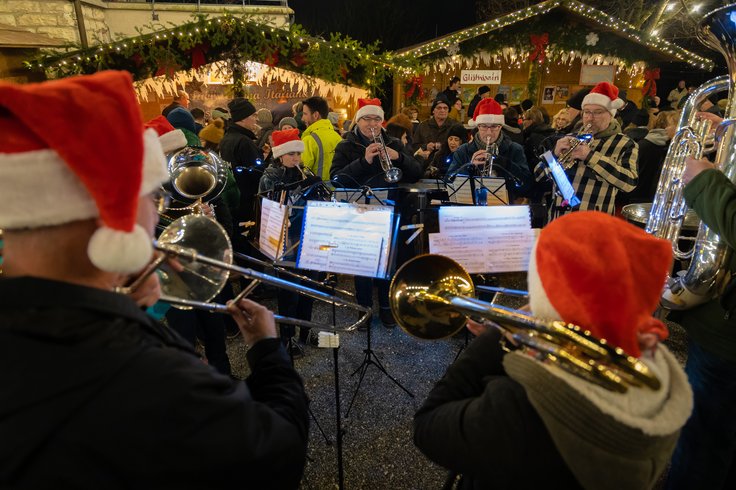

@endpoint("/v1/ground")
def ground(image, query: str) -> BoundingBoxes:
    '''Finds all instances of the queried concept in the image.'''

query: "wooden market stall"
[393,0,713,121]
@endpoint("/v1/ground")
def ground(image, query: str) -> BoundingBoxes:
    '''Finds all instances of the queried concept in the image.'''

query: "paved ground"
[221,272,688,489]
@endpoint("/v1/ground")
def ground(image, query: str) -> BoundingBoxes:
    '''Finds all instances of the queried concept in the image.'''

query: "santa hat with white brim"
[469,97,505,127]
[582,82,626,116]
[0,70,168,274]
[271,128,305,159]
[145,115,188,153]
[355,98,384,122]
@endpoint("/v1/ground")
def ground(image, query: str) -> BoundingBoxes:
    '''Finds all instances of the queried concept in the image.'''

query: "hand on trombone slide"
[118,252,185,308]
[226,298,277,346]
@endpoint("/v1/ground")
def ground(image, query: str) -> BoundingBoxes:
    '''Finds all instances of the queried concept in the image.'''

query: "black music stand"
[345,194,414,418]
[447,175,509,206]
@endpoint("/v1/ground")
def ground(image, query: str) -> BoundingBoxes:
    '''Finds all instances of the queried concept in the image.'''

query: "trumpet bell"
[390,254,473,339]
[165,147,229,205]
[157,214,233,309]
[385,167,403,183]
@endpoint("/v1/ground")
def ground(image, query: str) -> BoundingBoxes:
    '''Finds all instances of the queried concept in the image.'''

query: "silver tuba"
[647,4,736,310]
[163,146,229,209]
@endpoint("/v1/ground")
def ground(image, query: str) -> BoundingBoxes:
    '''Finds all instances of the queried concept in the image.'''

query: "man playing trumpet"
[535,82,638,218]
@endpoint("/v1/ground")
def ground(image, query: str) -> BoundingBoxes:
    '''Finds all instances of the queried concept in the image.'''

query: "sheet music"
[297,201,394,278]
[259,198,287,260]
[447,177,507,205]
[541,151,581,207]
[446,177,474,205]
[439,205,531,233]
[429,228,537,273]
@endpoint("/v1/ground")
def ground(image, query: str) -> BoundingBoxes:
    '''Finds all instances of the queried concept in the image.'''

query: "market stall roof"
[0,24,65,49]
[394,0,713,71]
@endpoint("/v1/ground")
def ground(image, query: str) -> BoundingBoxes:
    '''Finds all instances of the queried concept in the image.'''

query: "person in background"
[521,106,555,174]
[162,89,189,117]
[0,71,309,489]
[623,109,651,142]
[467,86,491,123]
[502,106,523,144]
[279,116,299,132]
[190,107,205,134]
[413,95,461,162]
[560,87,591,134]
[166,106,200,146]
[255,108,275,156]
[301,96,343,182]
[401,105,421,133]
[449,98,464,122]
[441,76,461,106]
[427,124,468,178]
[414,211,692,490]
[199,117,226,152]
[386,113,415,149]
[552,108,571,131]
[668,80,688,108]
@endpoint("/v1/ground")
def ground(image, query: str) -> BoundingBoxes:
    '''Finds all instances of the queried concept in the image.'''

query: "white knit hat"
[0,71,168,274]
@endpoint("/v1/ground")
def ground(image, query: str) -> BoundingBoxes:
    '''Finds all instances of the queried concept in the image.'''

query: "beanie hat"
[228,97,256,122]
[198,118,225,145]
[256,107,273,125]
[166,106,196,134]
[327,111,340,126]
[494,93,507,105]
[566,87,591,111]
[355,98,384,121]
[271,128,304,158]
[145,115,187,153]
[448,124,469,142]
[279,116,298,130]
[470,97,505,126]
[582,82,625,116]
[0,70,168,273]
[521,99,534,112]
[431,95,451,113]
[211,107,230,120]
[478,85,491,96]
[527,211,672,358]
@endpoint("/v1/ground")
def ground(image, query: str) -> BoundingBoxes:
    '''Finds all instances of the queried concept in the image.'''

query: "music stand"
[345,210,414,418]
[447,176,508,206]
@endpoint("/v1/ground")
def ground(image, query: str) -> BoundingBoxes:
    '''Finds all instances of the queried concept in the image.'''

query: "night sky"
[288,0,480,51]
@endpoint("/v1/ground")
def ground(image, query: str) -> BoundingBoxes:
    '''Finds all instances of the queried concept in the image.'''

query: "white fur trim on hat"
[355,104,384,121]
[87,223,153,274]
[582,93,625,116]
[474,114,505,126]
[158,128,188,153]
[0,149,97,229]
[272,139,305,159]
[527,238,562,321]
[141,128,169,196]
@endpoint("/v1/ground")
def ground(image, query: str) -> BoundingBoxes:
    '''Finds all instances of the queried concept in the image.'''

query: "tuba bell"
[163,146,229,210]
[647,3,736,310]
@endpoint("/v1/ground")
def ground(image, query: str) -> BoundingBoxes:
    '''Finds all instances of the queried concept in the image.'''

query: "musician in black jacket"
[331,98,422,327]
[0,72,309,489]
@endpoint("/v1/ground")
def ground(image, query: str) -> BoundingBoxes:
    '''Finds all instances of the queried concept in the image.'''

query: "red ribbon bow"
[405,76,425,100]
[186,42,209,70]
[529,33,549,63]
[643,67,660,97]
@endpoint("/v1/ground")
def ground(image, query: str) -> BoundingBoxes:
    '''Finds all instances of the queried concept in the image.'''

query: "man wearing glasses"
[534,82,638,217]
[413,95,462,162]
[446,98,532,202]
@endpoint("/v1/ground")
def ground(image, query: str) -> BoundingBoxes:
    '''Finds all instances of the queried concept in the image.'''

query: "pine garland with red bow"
[404,76,425,101]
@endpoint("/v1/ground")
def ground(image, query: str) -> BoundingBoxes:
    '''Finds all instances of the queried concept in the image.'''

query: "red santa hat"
[0,71,168,274]
[470,97,505,126]
[355,98,384,122]
[582,82,626,116]
[527,211,672,358]
[144,115,187,153]
[272,128,305,158]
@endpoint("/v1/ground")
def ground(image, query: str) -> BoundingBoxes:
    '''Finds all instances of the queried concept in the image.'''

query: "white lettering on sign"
[460,70,502,84]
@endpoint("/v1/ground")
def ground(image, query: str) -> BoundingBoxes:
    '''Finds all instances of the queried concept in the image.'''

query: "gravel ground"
[222,272,689,490]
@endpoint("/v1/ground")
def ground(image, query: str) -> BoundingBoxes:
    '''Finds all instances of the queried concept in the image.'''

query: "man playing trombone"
[535,82,638,218]
[0,72,309,489]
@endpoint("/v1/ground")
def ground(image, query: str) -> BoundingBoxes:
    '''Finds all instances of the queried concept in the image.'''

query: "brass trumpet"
[389,254,660,393]
[369,127,403,183]
[558,124,593,169]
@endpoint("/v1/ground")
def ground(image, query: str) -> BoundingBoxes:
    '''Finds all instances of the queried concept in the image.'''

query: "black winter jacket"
[331,128,423,187]
[0,278,309,489]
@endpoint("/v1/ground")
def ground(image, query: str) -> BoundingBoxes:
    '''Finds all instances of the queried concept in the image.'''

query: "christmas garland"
[25,14,416,95]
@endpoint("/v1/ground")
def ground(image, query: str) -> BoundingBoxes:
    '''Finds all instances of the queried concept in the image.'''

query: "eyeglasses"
[582,110,609,118]
[152,189,172,213]
[361,116,383,123]
[477,124,502,129]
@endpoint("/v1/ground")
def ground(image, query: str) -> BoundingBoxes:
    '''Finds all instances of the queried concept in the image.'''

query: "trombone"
[122,214,371,332]
[389,254,660,393]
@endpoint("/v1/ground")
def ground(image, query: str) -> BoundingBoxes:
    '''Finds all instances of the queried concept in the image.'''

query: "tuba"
[647,4,736,310]
[163,146,229,211]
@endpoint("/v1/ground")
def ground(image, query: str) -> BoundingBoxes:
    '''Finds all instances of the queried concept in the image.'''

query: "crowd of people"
[1,67,735,489]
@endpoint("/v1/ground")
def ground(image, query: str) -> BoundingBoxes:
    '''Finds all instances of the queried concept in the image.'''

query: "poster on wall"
[542,86,556,105]
[508,86,526,104]
[555,85,569,102]
[579,65,615,85]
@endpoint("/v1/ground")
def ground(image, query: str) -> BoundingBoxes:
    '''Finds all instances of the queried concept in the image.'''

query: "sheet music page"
[439,205,531,233]
[259,198,287,260]
[447,177,474,204]
[428,228,537,273]
[477,177,508,205]
[297,201,394,278]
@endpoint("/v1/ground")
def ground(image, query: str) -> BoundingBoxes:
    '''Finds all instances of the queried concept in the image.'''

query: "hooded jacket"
[301,118,343,181]
[414,328,692,490]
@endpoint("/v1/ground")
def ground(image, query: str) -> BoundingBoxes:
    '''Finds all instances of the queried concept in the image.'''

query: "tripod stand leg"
[345,353,371,418]
[308,404,332,445]
[366,353,414,398]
